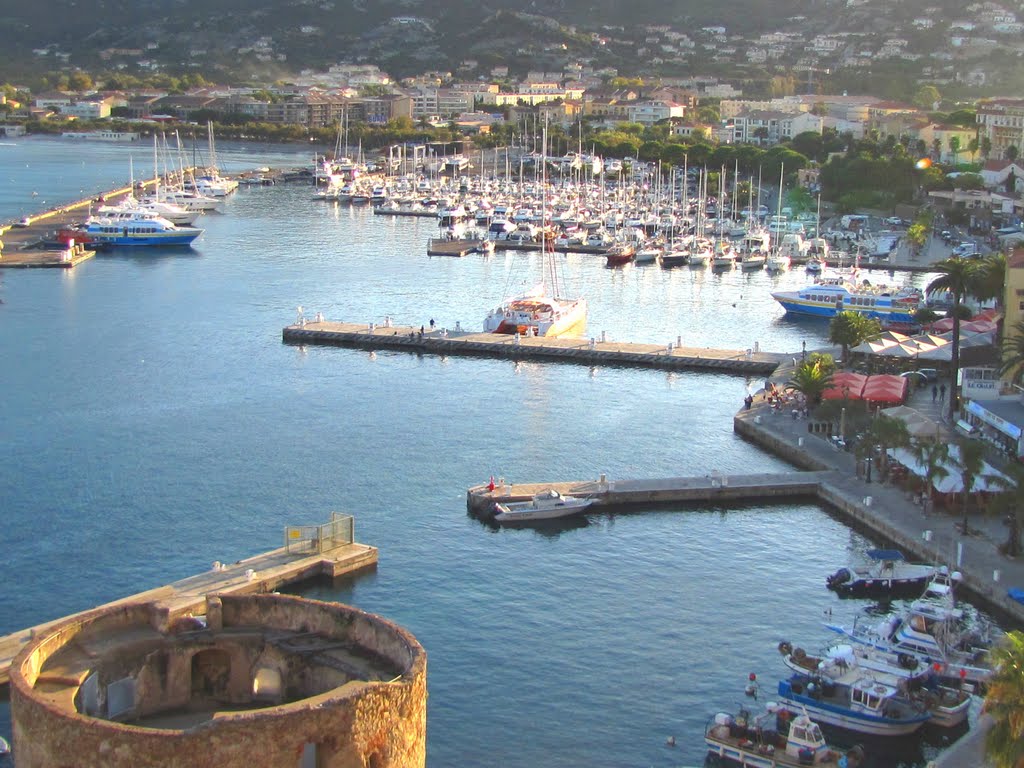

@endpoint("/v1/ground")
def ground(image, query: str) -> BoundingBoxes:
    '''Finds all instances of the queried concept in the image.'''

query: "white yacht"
[492,489,594,524]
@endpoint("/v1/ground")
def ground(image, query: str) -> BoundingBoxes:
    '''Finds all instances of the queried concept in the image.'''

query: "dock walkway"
[467,472,827,515]
[283,320,786,375]
[0,527,377,687]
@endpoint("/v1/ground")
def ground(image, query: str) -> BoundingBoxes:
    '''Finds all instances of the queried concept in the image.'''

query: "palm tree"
[928,257,980,420]
[914,440,950,512]
[973,251,1006,307]
[828,311,881,363]
[984,631,1024,768]
[785,359,833,405]
[957,437,988,535]
[987,460,1024,556]
[1000,318,1024,385]
[863,414,911,479]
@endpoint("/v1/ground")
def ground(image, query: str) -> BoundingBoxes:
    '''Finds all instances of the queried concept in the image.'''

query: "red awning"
[822,371,867,400]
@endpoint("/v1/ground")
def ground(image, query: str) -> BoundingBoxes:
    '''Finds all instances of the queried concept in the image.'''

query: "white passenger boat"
[493,489,594,524]
[771,275,922,322]
[80,210,203,248]
[705,705,864,768]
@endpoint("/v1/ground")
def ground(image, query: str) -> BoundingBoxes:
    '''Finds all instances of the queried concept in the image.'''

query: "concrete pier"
[467,472,826,516]
[283,320,785,375]
[0,515,378,687]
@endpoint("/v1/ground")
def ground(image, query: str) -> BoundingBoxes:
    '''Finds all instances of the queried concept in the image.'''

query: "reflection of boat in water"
[704,704,864,768]
[493,489,594,524]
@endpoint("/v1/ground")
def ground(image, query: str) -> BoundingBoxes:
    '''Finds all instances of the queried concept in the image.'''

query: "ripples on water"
[0,139,969,767]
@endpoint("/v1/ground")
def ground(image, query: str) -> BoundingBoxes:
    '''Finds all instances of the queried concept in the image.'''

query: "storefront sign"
[966,400,1023,440]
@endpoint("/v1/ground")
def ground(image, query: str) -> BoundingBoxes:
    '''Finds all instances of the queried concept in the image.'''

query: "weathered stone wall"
[11,595,427,768]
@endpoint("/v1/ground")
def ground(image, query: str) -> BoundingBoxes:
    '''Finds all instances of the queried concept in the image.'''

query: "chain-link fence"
[284,512,354,554]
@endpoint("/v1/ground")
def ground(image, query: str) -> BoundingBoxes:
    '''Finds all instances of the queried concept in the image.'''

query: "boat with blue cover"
[826,550,939,598]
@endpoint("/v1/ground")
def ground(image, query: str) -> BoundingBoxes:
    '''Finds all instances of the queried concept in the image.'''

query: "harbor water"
[0,137,981,767]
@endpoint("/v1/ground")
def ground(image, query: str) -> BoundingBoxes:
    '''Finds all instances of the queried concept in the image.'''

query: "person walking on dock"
[932,384,938,402]
[430,318,435,330]
[939,383,946,402]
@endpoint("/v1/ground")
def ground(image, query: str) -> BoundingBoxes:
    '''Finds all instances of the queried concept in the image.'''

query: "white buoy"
[666,736,676,747]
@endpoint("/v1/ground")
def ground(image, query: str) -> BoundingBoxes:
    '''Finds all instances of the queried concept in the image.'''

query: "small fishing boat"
[778,642,972,728]
[704,704,864,768]
[493,489,594,524]
[776,671,930,736]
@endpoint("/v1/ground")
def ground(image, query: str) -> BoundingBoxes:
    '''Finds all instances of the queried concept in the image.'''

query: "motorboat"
[96,198,199,227]
[739,251,767,270]
[805,258,824,274]
[771,275,922,322]
[826,550,940,598]
[604,241,636,266]
[776,670,930,737]
[634,244,663,264]
[778,642,972,728]
[493,489,594,524]
[705,705,864,768]
[825,574,995,687]
[766,252,791,272]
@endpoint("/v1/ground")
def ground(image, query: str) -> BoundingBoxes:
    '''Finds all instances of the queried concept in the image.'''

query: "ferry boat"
[79,211,203,248]
[771,275,922,323]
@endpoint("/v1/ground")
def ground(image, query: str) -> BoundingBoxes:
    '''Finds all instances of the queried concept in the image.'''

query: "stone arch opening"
[252,666,283,703]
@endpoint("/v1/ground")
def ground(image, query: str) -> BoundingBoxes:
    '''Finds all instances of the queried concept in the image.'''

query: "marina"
[0,136,1005,768]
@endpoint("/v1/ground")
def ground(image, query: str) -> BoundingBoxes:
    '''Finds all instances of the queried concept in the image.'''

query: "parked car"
[884,216,904,226]
[953,242,979,256]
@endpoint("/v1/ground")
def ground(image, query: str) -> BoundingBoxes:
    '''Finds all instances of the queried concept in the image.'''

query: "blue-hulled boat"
[82,210,203,248]
[776,672,931,737]
[771,274,922,323]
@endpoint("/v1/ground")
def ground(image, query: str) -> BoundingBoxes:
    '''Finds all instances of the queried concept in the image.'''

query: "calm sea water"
[0,137,975,767]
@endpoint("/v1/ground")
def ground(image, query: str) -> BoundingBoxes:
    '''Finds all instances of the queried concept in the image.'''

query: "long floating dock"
[283,320,786,375]
[467,471,828,516]
[0,516,377,687]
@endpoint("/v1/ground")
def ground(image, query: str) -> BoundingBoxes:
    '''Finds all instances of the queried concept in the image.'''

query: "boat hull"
[493,500,593,524]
